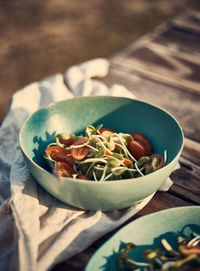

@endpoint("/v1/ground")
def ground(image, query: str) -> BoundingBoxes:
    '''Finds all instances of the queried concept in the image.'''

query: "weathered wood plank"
[112,43,200,94]
[115,10,200,56]
[182,138,200,166]
[101,66,200,143]
[154,26,200,57]
[179,156,200,179]
[154,10,200,58]
[169,160,200,204]
[108,11,200,95]
[52,192,192,271]
[134,192,193,218]
[171,10,200,34]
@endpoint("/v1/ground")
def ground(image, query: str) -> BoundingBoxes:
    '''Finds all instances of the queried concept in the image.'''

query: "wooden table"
[53,9,200,271]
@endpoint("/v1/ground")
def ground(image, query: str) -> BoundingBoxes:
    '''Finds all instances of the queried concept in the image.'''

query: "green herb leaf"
[78,163,90,174]
[107,136,115,151]
[107,156,122,171]
[145,164,154,175]
[85,125,97,137]
[95,147,105,158]
[121,133,133,141]
[112,167,127,176]
[96,124,103,132]
[112,153,124,161]
[137,156,150,167]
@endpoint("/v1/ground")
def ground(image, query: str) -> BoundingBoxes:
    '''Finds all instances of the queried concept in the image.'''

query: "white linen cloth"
[0,58,174,271]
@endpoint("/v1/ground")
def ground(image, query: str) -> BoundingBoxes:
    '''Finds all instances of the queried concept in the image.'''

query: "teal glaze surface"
[19,96,184,211]
[85,206,200,271]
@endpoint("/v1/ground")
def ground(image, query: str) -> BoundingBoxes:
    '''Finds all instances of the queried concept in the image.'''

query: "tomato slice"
[99,128,116,139]
[71,137,90,160]
[132,132,152,153]
[144,153,165,172]
[57,135,74,146]
[55,161,75,177]
[127,139,149,160]
[76,174,90,180]
[45,145,74,165]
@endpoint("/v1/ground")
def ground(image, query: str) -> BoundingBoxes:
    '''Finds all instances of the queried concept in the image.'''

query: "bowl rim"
[19,96,184,185]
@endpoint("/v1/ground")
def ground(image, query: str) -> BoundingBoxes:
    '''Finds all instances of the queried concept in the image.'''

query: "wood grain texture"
[183,137,200,166]
[101,65,200,143]
[169,158,200,204]
[171,10,200,34]
[110,10,200,95]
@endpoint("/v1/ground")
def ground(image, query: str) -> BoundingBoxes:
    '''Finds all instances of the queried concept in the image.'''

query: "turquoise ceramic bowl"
[19,96,184,211]
[85,206,200,270]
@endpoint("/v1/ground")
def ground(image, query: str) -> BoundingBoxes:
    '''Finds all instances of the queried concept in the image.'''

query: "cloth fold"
[0,58,174,271]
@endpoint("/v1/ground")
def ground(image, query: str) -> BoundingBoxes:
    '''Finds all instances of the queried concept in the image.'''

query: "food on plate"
[116,232,200,270]
[44,124,166,181]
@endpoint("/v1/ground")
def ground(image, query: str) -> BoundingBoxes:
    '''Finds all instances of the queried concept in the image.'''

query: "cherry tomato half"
[132,132,152,153]
[71,137,90,160]
[127,139,149,160]
[55,161,75,177]
[57,135,74,146]
[76,174,90,180]
[99,128,116,139]
[144,153,165,172]
[45,145,74,165]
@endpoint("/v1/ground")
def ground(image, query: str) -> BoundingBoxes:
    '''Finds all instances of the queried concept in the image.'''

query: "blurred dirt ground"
[1,0,200,122]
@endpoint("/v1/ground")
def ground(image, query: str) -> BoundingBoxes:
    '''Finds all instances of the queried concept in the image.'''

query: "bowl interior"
[20,96,183,172]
